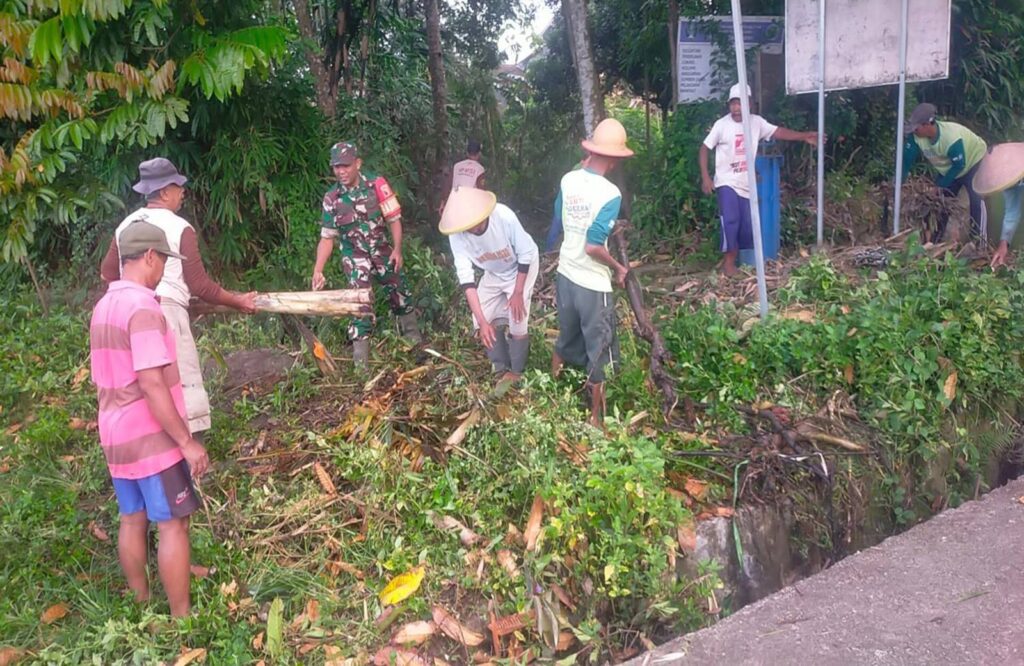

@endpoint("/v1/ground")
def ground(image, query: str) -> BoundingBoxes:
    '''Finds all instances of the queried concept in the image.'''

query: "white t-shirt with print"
[448,203,538,287]
[702,114,778,197]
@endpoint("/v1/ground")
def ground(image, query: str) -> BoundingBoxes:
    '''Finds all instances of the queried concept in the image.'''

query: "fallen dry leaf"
[487,610,531,637]
[251,632,264,651]
[323,645,347,666]
[781,308,816,323]
[557,630,576,650]
[40,603,69,625]
[87,521,110,542]
[392,620,436,646]
[550,583,576,612]
[305,599,320,623]
[431,606,484,647]
[676,522,697,553]
[313,463,337,496]
[379,565,425,606]
[373,647,426,666]
[523,495,544,553]
[327,560,365,579]
[68,417,96,431]
[433,659,452,666]
[943,371,958,402]
[71,366,90,389]
[844,364,855,385]
[219,580,239,597]
[0,647,24,666]
[430,513,481,547]
[446,407,481,447]
[189,564,213,578]
[712,506,735,518]
[173,647,207,666]
[683,478,709,501]
[496,550,520,577]
[299,642,319,656]
[505,523,523,546]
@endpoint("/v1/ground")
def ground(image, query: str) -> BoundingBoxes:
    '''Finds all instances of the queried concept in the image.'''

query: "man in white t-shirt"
[451,139,486,191]
[553,118,633,427]
[439,186,539,381]
[700,83,817,275]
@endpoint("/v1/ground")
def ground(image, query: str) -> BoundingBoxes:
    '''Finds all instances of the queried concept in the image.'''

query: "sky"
[497,0,554,64]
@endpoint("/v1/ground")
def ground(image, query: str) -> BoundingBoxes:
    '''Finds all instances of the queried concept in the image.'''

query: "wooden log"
[190,289,373,317]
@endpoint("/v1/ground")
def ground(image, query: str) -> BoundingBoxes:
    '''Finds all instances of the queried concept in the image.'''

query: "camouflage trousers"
[340,237,414,341]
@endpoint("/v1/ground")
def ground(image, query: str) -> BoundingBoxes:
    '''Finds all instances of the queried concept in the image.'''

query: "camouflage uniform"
[321,166,414,341]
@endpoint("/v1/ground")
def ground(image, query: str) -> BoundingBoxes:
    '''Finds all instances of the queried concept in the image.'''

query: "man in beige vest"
[100,158,257,435]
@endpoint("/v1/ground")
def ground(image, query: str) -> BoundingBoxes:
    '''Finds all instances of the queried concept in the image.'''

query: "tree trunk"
[561,0,604,135]
[424,0,449,214]
[294,0,336,117]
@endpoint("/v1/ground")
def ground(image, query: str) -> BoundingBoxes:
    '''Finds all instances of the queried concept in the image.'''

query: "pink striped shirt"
[90,280,186,479]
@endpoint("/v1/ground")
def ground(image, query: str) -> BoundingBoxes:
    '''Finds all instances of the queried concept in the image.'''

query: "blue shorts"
[716,186,753,253]
[112,459,200,523]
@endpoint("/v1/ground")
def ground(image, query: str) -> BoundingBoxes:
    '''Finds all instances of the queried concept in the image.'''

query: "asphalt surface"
[627,478,1024,665]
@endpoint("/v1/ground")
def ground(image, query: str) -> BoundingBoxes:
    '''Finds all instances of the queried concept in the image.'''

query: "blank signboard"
[785,0,950,94]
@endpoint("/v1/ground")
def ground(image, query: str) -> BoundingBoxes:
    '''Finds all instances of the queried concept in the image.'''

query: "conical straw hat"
[973,142,1024,195]
[581,118,634,158]
[439,186,497,235]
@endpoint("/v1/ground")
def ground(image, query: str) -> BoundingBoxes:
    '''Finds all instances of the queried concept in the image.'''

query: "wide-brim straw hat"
[581,118,634,158]
[973,143,1024,195]
[439,186,497,235]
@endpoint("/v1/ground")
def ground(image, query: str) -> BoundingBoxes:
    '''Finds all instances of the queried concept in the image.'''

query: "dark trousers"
[935,161,986,243]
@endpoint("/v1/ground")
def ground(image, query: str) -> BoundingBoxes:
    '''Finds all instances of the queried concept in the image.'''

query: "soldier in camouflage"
[311,142,422,368]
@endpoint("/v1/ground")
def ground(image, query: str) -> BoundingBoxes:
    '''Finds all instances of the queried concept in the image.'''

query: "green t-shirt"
[902,120,987,188]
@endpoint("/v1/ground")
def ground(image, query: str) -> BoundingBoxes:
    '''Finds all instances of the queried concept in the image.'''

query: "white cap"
[728,83,752,101]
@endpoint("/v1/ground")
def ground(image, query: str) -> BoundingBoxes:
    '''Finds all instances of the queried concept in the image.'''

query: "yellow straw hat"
[439,186,498,235]
[972,143,1024,195]
[581,118,634,158]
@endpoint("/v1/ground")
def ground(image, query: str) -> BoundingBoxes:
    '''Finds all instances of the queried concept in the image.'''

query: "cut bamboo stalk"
[190,289,373,317]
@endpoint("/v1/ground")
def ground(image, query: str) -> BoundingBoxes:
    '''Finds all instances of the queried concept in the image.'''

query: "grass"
[0,274,714,663]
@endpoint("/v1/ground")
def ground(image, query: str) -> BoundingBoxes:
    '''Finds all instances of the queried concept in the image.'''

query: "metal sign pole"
[730,0,769,319]
[816,0,826,247]
[893,0,910,234]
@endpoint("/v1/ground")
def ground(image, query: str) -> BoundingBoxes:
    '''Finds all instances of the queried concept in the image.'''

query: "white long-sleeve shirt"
[447,203,538,287]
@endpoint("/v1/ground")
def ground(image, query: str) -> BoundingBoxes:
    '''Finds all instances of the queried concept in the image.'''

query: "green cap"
[330,142,358,166]
[120,219,186,260]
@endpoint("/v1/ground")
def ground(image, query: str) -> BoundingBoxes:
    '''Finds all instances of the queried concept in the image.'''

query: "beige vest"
[114,207,193,307]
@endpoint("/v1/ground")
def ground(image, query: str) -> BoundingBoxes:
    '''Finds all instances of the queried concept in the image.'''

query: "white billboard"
[785,0,950,94]
[677,16,783,103]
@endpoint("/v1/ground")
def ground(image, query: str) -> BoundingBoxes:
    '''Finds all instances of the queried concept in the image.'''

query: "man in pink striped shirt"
[90,219,210,617]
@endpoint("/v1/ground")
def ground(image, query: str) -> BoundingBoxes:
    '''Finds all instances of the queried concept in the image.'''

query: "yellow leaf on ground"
[173,647,207,666]
[313,463,337,496]
[943,371,958,401]
[844,365,855,385]
[523,494,544,553]
[40,603,69,625]
[379,565,425,606]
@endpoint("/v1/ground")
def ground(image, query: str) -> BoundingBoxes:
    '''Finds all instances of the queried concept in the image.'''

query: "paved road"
[627,478,1024,665]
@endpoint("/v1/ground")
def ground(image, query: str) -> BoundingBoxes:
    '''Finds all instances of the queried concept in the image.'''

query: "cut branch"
[190,289,373,317]
[611,227,679,418]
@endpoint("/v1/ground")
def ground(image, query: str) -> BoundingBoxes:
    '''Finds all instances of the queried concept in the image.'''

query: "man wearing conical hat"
[439,187,539,380]
[700,83,818,276]
[972,143,1024,268]
[551,118,633,426]
[902,102,988,243]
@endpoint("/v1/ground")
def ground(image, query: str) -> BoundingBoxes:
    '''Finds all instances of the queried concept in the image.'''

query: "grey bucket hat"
[904,103,937,134]
[132,157,188,195]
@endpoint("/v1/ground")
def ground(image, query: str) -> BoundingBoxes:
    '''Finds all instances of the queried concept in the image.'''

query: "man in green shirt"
[902,103,988,243]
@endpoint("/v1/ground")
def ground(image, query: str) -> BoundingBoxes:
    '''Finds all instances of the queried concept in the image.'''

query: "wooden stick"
[190,289,373,317]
